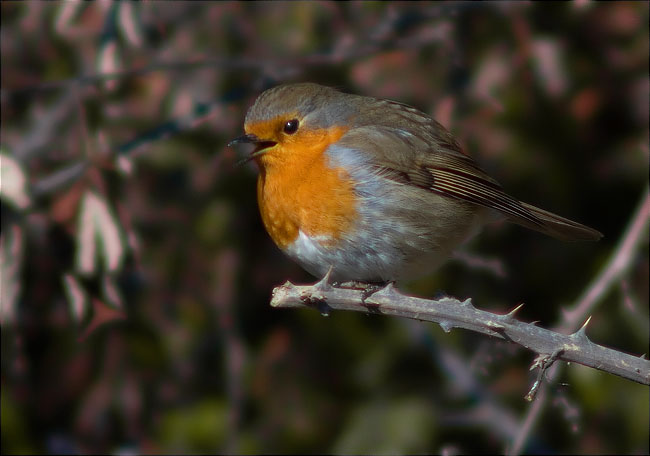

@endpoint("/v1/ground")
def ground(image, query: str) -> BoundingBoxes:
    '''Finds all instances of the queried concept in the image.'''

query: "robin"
[229,83,601,283]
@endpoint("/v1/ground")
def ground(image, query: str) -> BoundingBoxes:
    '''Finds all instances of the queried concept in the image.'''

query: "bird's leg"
[315,266,396,302]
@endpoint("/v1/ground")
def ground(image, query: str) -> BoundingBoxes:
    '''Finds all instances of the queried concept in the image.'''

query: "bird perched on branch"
[230,83,601,283]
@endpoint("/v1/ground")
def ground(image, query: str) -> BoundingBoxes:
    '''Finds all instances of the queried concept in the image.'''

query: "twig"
[451,250,508,278]
[508,186,650,455]
[434,338,521,440]
[31,162,89,198]
[560,187,650,332]
[29,100,220,199]
[12,87,78,162]
[0,4,464,96]
[524,349,564,402]
[211,249,244,454]
[0,54,377,95]
[271,277,650,386]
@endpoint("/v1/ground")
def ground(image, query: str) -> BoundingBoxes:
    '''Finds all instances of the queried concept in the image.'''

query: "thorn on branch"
[486,320,506,332]
[313,266,334,292]
[439,320,454,333]
[281,280,295,289]
[570,316,593,344]
[364,281,399,303]
[489,321,515,343]
[501,303,525,322]
[357,287,394,314]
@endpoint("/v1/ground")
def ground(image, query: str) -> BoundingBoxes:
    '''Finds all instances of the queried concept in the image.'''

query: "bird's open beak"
[229,133,277,166]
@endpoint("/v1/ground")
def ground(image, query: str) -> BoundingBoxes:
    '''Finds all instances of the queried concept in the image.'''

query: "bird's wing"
[334,123,601,241]
[336,124,545,230]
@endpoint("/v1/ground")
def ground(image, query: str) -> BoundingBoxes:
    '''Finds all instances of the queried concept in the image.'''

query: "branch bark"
[270,276,650,387]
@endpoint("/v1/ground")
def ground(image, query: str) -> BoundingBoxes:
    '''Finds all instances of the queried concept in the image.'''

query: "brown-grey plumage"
[245,83,602,243]
[235,83,601,281]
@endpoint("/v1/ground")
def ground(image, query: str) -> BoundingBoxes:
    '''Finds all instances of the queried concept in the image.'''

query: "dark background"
[1,2,648,454]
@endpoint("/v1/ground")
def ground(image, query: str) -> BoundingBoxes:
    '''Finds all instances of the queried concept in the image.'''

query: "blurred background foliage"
[1,1,648,454]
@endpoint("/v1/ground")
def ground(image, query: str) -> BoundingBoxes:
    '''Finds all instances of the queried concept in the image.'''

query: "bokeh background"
[1,2,648,454]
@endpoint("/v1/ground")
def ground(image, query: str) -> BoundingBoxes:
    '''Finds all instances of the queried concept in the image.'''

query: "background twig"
[508,186,650,455]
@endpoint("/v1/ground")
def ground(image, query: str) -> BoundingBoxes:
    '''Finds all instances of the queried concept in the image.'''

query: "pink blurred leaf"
[63,273,89,323]
[102,274,124,309]
[55,0,84,34]
[75,190,126,276]
[117,155,134,176]
[531,38,567,97]
[0,225,24,325]
[0,151,31,210]
[471,50,509,112]
[97,41,120,92]
[118,1,143,47]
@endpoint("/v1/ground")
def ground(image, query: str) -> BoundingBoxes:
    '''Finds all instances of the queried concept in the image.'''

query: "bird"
[229,82,602,283]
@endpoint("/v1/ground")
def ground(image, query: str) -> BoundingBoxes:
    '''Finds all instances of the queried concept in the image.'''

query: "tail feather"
[511,202,603,242]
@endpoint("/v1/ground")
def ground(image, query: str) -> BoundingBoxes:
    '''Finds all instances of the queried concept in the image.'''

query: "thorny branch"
[270,271,650,388]
[508,186,650,455]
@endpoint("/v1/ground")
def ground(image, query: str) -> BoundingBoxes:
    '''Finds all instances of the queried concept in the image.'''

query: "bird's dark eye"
[283,119,299,135]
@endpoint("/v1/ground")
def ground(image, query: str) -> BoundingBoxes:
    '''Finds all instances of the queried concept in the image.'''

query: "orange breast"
[256,126,358,249]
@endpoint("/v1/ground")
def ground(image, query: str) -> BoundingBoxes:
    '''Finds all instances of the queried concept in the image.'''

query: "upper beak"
[228,133,260,147]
